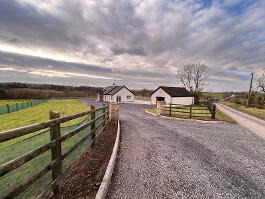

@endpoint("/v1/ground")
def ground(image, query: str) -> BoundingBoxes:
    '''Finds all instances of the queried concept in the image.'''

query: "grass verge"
[221,101,265,120]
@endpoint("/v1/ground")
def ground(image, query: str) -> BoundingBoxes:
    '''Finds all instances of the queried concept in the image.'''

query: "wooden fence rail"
[0,104,110,199]
[163,103,216,119]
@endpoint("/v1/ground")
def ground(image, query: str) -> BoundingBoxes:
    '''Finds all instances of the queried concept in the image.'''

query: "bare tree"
[178,63,209,104]
[257,72,265,93]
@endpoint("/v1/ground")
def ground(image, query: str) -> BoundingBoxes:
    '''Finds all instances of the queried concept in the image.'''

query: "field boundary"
[0,100,48,115]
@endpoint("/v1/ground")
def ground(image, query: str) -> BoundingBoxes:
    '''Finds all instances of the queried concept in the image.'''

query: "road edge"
[95,121,121,199]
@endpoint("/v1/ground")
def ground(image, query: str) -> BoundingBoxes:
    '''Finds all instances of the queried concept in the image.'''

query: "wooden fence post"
[169,103,172,116]
[211,104,216,119]
[90,105,96,147]
[189,105,192,118]
[49,111,62,199]
[6,104,10,113]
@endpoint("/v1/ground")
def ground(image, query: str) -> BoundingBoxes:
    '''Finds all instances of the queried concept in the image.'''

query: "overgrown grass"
[221,101,265,120]
[0,99,103,199]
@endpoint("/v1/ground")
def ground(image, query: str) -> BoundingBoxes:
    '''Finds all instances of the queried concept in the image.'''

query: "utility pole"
[247,72,254,107]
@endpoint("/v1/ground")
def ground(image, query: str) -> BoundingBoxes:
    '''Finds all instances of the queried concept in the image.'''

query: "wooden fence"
[163,104,216,119]
[0,104,110,199]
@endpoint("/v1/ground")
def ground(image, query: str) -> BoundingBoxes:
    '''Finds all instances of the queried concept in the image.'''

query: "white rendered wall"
[171,97,194,105]
[151,88,171,105]
[112,87,134,102]
[151,88,194,105]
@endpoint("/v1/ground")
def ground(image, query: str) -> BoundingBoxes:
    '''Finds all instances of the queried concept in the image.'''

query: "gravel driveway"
[107,103,265,199]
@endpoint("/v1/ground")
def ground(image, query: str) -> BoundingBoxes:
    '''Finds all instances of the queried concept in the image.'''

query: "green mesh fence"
[0,107,108,199]
[0,100,48,115]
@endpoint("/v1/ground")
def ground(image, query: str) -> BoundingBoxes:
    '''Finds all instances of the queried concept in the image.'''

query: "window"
[127,96,131,100]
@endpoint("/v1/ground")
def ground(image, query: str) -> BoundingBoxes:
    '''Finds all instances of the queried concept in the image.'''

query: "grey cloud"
[0,0,265,91]
[111,46,147,56]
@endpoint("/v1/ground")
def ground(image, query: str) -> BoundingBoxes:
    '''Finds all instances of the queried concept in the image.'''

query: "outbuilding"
[103,86,134,103]
[150,86,194,106]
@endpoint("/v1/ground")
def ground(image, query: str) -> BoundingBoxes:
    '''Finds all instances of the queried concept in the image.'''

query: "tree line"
[0,82,103,99]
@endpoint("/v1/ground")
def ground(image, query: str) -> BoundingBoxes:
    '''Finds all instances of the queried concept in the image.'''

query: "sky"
[0,0,265,91]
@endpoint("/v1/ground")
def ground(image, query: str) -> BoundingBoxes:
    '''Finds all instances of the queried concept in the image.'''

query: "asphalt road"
[107,103,265,199]
[216,103,265,139]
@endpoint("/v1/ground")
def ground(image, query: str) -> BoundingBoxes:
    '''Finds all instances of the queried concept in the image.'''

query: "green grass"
[146,108,158,114]
[146,105,235,123]
[221,101,265,120]
[0,99,91,147]
[0,99,104,199]
[0,99,90,132]
[203,93,225,99]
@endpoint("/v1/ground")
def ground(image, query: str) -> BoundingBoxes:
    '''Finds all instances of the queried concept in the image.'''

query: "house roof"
[151,86,194,97]
[103,86,134,96]
[103,86,116,95]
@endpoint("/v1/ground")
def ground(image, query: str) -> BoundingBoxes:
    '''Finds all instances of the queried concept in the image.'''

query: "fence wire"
[0,100,48,115]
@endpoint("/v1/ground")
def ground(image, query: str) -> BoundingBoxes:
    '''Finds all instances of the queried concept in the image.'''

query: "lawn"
[146,105,235,123]
[221,101,265,120]
[0,99,105,199]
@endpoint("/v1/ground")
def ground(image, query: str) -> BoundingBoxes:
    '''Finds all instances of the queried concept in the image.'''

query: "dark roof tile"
[151,86,193,97]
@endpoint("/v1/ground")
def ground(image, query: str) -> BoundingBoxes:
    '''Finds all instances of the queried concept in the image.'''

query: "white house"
[103,86,134,103]
[150,86,194,106]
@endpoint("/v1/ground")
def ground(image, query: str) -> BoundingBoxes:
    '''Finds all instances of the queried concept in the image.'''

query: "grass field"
[0,99,103,199]
[203,93,225,99]
[221,101,265,120]
[0,99,90,132]
[146,105,235,123]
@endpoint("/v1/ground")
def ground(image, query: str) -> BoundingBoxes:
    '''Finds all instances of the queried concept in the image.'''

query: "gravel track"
[107,103,265,199]
[216,103,265,139]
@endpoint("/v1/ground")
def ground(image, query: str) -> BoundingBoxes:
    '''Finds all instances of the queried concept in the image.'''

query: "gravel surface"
[216,104,265,139]
[107,103,265,199]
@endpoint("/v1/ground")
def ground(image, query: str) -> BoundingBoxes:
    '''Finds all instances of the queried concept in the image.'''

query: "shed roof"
[151,86,193,97]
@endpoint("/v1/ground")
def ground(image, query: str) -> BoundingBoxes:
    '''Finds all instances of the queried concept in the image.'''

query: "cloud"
[0,0,265,91]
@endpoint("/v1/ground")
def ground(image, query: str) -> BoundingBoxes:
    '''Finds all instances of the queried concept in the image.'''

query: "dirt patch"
[53,121,118,199]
